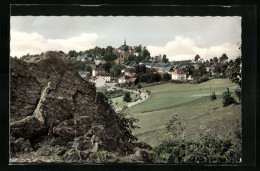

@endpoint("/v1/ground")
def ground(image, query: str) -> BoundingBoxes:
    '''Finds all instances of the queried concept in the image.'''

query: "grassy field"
[96,87,139,108]
[128,79,242,148]
[111,93,139,107]
[129,79,238,113]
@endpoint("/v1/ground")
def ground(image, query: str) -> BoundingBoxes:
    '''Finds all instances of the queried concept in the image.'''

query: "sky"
[10,16,241,61]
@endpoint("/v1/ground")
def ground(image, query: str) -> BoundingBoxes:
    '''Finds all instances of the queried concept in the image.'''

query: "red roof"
[149,68,157,72]
[129,77,136,83]
[173,68,185,75]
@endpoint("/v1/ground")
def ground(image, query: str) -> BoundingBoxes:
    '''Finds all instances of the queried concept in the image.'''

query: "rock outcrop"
[10,52,130,157]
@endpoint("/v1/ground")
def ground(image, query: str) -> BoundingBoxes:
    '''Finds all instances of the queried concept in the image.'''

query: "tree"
[209,58,213,65]
[210,91,217,100]
[223,88,237,107]
[213,57,219,63]
[123,92,132,102]
[162,54,169,63]
[109,64,121,77]
[78,51,84,56]
[134,45,142,54]
[165,114,185,139]
[219,53,228,63]
[227,57,241,87]
[135,64,147,74]
[214,65,222,74]
[198,63,207,76]
[68,50,78,59]
[194,54,200,62]
[142,46,151,60]
[103,61,113,73]
[162,73,171,81]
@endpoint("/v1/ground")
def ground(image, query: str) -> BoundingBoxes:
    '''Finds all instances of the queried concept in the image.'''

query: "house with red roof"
[172,68,186,80]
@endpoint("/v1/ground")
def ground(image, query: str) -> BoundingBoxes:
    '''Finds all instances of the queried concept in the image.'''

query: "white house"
[95,77,106,87]
[94,58,106,65]
[172,68,186,80]
[96,72,111,82]
[92,65,105,77]
[118,76,130,84]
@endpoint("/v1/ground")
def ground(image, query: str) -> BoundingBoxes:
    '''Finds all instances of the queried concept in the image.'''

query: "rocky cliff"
[10,52,152,162]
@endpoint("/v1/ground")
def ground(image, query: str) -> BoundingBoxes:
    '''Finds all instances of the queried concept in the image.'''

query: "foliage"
[123,92,132,102]
[36,138,67,162]
[162,73,171,81]
[137,83,142,89]
[103,61,113,73]
[235,88,241,102]
[152,134,241,163]
[129,45,151,63]
[213,57,219,63]
[210,91,217,101]
[68,50,78,59]
[116,110,140,149]
[165,114,185,140]
[198,63,207,76]
[134,64,147,74]
[227,57,242,88]
[86,151,121,163]
[109,64,121,77]
[219,53,228,63]
[194,54,200,62]
[162,54,169,63]
[71,60,91,72]
[137,72,161,84]
[195,75,209,84]
[223,88,237,107]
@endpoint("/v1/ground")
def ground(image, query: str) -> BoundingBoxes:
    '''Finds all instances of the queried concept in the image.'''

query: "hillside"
[129,79,241,150]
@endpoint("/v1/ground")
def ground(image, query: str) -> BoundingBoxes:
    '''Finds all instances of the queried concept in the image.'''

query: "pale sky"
[10,16,241,61]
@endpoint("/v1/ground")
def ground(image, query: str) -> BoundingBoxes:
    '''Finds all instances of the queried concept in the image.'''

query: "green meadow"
[111,93,139,107]
[128,79,241,148]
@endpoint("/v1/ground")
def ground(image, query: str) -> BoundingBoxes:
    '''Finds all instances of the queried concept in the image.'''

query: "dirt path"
[105,84,149,111]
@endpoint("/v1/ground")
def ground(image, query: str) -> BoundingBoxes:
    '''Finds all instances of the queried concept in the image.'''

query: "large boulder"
[10,52,126,156]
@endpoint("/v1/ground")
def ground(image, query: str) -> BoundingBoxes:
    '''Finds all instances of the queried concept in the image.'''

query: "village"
[75,40,229,88]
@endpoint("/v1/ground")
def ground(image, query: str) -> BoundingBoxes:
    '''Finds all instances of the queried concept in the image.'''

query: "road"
[105,83,149,111]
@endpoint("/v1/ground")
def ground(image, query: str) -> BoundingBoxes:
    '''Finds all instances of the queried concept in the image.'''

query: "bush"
[235,88,241,102]
[116,110,140,150]
[210,91,217,101]
[223,88,237,107]
[123,92,132,102]
[165,114,185,140]
[152,134,241,163]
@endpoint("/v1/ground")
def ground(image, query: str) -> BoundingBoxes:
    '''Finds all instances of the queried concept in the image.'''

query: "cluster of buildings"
[76,40,228,87]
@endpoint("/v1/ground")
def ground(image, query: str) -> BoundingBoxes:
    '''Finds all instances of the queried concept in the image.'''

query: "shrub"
[210,91,217,101]
[165,114,185,140]
[223,88,237,107]
[116,110,140,150]
[152,134,241,163]
[137,83,142,89]
[123,92,132,102]
[235,88,241,102]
